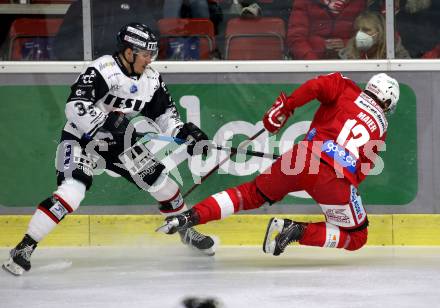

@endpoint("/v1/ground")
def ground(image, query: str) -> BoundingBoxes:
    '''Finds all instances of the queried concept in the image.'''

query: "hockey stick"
[182,128,267,199]
[136,132,279,160]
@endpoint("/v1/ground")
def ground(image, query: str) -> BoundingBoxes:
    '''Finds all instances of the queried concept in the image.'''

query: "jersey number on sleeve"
[336,119,370,158]
[74,102,98,117]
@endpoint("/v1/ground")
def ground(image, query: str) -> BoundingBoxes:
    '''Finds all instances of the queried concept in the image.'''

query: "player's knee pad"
[56,139,94,190]
[118,142,165,190]
[149,175,186,214]
[319,186,367,229]
[54,178,86,212]
[38,179,85,224]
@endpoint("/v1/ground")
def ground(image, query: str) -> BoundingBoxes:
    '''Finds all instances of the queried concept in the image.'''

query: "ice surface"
[1,246,440,308]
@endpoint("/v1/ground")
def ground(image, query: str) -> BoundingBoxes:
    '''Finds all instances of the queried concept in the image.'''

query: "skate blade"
[155,218,179,234]
[2,258,24,276]
[197,247,215,257]
[262,217,284,254]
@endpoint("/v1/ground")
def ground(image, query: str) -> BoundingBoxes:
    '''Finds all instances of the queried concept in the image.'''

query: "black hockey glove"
[102,111,134,152]
[176,122,210,156]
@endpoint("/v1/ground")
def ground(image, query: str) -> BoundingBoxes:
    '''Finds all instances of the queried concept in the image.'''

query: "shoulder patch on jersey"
[355,93,388,137]
[93,56,119,75]
[92,55,121,88]
[91,55,114,70]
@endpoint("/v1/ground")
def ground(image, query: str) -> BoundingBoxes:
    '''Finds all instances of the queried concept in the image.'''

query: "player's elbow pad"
[65,101,107,136]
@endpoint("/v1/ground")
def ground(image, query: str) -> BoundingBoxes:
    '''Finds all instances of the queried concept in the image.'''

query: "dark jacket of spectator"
[396,0,440,58]
[287,0,367,59]
[53,0,163,60]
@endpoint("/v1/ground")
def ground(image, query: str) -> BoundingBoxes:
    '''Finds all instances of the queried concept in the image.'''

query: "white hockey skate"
[263,217,305,256]
[3,257,26,276]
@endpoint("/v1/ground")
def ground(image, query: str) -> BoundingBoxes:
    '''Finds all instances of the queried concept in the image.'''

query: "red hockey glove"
[262,92,292,134]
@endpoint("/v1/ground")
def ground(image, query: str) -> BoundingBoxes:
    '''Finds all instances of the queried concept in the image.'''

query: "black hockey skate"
[2,234,38,276]
[156,209,215,256]
[263,218,305,256]
[179,228,215,256]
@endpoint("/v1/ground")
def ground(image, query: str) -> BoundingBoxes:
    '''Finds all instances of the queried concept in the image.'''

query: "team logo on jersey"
[350,186,366,223]
[63,144,72,169]
[306,128,317,141]
[81,69,96,84]
[110,84,121,91]
[130,84,138,93]
[50,201,69,221]
[103,94,145,111]
[98,61,115,70]
[325,208,351,225]
[322,140,357,173]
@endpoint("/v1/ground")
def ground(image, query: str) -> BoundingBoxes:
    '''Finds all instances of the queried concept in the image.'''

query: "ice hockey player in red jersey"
[157,72,399,256]
[3,23,215,276]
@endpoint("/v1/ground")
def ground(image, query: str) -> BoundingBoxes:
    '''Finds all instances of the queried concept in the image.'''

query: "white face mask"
[355,31,376,50]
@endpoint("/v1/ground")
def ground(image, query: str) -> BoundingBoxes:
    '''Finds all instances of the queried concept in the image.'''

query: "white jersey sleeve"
[65,66,110,137]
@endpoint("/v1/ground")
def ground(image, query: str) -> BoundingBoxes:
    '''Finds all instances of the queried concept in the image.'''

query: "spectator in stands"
[422,44,440,59]
[395,0,440,58]
[53,0,163,60]
[239,1,292,24]
[367,0,400,15]
[287,0,367,60]
[339,10,410,59]
[163,0,223,35]
[160,1,223,60]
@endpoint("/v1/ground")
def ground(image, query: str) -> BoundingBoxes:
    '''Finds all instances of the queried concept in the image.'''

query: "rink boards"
[1,214,439,247]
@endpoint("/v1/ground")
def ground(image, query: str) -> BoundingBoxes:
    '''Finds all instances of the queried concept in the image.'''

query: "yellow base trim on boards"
[0,214,439,247]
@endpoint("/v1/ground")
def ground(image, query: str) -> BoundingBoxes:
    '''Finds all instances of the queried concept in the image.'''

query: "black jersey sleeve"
[141,75,184,136]
[65,67,110,136]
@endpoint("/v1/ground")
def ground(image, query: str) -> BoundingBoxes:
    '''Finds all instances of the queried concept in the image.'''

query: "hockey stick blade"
[155,217,179,234]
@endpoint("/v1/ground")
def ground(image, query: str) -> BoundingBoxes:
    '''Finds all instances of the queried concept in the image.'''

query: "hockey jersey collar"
[112,53,141,80]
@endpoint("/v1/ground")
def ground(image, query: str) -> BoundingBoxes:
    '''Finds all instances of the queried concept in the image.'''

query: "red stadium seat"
[8,18,63,60]
[157,18,215,60]
[225,17,286,60]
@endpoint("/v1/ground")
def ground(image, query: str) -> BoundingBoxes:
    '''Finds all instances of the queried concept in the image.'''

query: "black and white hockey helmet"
[117,23,158,60]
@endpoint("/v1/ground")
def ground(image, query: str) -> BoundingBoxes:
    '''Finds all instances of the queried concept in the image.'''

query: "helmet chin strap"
[122,49,138,77]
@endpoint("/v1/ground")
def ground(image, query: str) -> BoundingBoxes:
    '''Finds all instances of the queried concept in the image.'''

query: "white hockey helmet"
[365,73,400,113]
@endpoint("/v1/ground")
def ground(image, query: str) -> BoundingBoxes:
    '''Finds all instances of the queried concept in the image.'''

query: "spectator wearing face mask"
[339,10,410,59]
[287,0,367,60]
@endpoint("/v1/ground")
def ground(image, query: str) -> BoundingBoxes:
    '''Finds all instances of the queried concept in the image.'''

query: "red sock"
[194,181,266,224]
[299,222,350,249]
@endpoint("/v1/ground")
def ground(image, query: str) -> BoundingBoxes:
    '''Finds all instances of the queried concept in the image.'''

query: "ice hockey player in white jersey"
[3,23,215,276]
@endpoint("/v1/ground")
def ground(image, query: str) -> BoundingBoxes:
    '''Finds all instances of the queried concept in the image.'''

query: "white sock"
[27,209,57,242]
